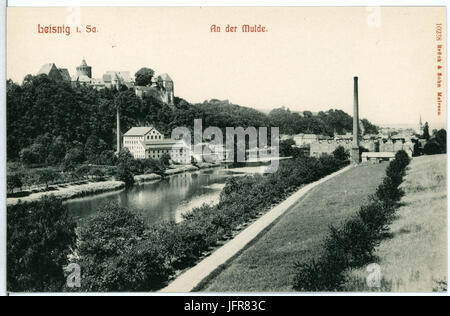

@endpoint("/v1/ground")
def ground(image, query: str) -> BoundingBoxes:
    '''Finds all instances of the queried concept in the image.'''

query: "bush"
[37,168,58,189]
[76,202,173,291]
[394,150,411,170]
[7,173,23,193]
[7,196,77,292]
[293,150,411,291]
[375,177,404,207]
[424,140,443,155]
[333,146,350,162]
[358,199,395,240]
[19,147,38,166]
[116,163,135,187]
[280,139,297,157]
[325,217,378,268]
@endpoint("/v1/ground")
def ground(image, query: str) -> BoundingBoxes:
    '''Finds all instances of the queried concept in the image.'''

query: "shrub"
[19,147,38,166]
[76,202,173,291]
[37,168,58,189]
[358,199,395,240]
[293,255,347,292]
[325,217,378,269]
[116,163,135,187]
[333,146,350,162]
[293,150,411,291]
[424,140,443,155]
[7,196,77,292]
[375,177,404,207]
[7,173,23,193]
[394,150,411,170]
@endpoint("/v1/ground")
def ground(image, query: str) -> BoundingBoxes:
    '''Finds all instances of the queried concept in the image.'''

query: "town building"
[37,63,71,82]
[291,134,331,147]
[37,59,175,105]
[103,71,134,89]
[361,152,396,163]
[134,73,174,105]
[123,126,190,163]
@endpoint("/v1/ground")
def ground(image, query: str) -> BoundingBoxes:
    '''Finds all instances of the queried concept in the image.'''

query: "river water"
[66,167,262,226]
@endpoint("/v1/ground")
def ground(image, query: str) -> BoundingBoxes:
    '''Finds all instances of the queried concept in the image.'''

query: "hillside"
[344,154,447,292]
[7,75,379,164]
[200,163,388,292]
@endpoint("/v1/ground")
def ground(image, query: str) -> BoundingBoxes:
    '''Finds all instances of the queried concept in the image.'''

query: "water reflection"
[67,167,254,226]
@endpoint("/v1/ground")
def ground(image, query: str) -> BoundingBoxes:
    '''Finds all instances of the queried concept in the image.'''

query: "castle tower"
[157,73,174,105]
[76,58,92,78]
[351,77,361,164]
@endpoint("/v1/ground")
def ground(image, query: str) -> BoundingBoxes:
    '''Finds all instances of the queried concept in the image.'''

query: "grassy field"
[200,162,388,292]
[343,154,447,292]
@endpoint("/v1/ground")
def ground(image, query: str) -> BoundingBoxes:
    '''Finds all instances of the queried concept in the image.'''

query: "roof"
[105,71,133,83]
[144,140,177,146]
[58,68,71,81]
[124,127,155,136]
[73,74,92,83]
[143,139,190,150]
[38,63,57,76]
[80,59,88,67]
[102,74,112,82]
[362,152,396,158]
[158,73,173,82]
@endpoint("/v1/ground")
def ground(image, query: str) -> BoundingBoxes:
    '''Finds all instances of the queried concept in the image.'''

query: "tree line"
[7,74,379,166]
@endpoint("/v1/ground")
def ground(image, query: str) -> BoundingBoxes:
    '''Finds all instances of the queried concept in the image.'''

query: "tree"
[76,202,173,291]
[361,118,379,135]
[91,168,105,180]
[116,163,135,187]
[84,135,108,164]
[19,147,38,166]
[37,169,58,189]
[47,136,67,165]
[332,146,350,162]
[99,150,118,166]
[160,153,171,167]
[7,174,23,193]
[7,196,77,292]
[434,129,447,153]
[135,67,155,87]
[280,139,296,157]
[423,122,431,141]
[117,148,135,166]
[64,141,85,170]
[144,158,167,178]
[424,140,442,155]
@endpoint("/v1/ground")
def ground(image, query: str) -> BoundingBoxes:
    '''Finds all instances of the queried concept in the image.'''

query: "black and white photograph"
[0,2,448,299]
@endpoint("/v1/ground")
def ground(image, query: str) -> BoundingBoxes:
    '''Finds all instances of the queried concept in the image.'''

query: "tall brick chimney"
[116,108,121,154]
[352,76,361,164]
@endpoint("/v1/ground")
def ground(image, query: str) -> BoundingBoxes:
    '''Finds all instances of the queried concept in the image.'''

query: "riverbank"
[343,154,447,292]
[161,164,354,292]
[7,180,125,206]
[134,163,221,182]
[7,162,222,206]
[198,162,388,292]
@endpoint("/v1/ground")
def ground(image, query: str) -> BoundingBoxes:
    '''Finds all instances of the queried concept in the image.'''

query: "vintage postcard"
[3,4,448,298]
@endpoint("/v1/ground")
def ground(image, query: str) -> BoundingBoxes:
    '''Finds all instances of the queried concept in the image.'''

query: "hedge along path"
[160,165,353,293]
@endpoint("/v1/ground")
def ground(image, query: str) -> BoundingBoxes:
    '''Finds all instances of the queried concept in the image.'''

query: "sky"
[6,7,447,129]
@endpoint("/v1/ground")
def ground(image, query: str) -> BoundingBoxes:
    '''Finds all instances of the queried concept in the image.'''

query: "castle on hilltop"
[37,59,175,105]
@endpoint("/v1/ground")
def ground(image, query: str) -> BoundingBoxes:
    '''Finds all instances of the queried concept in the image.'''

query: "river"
[66,167,263,225]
